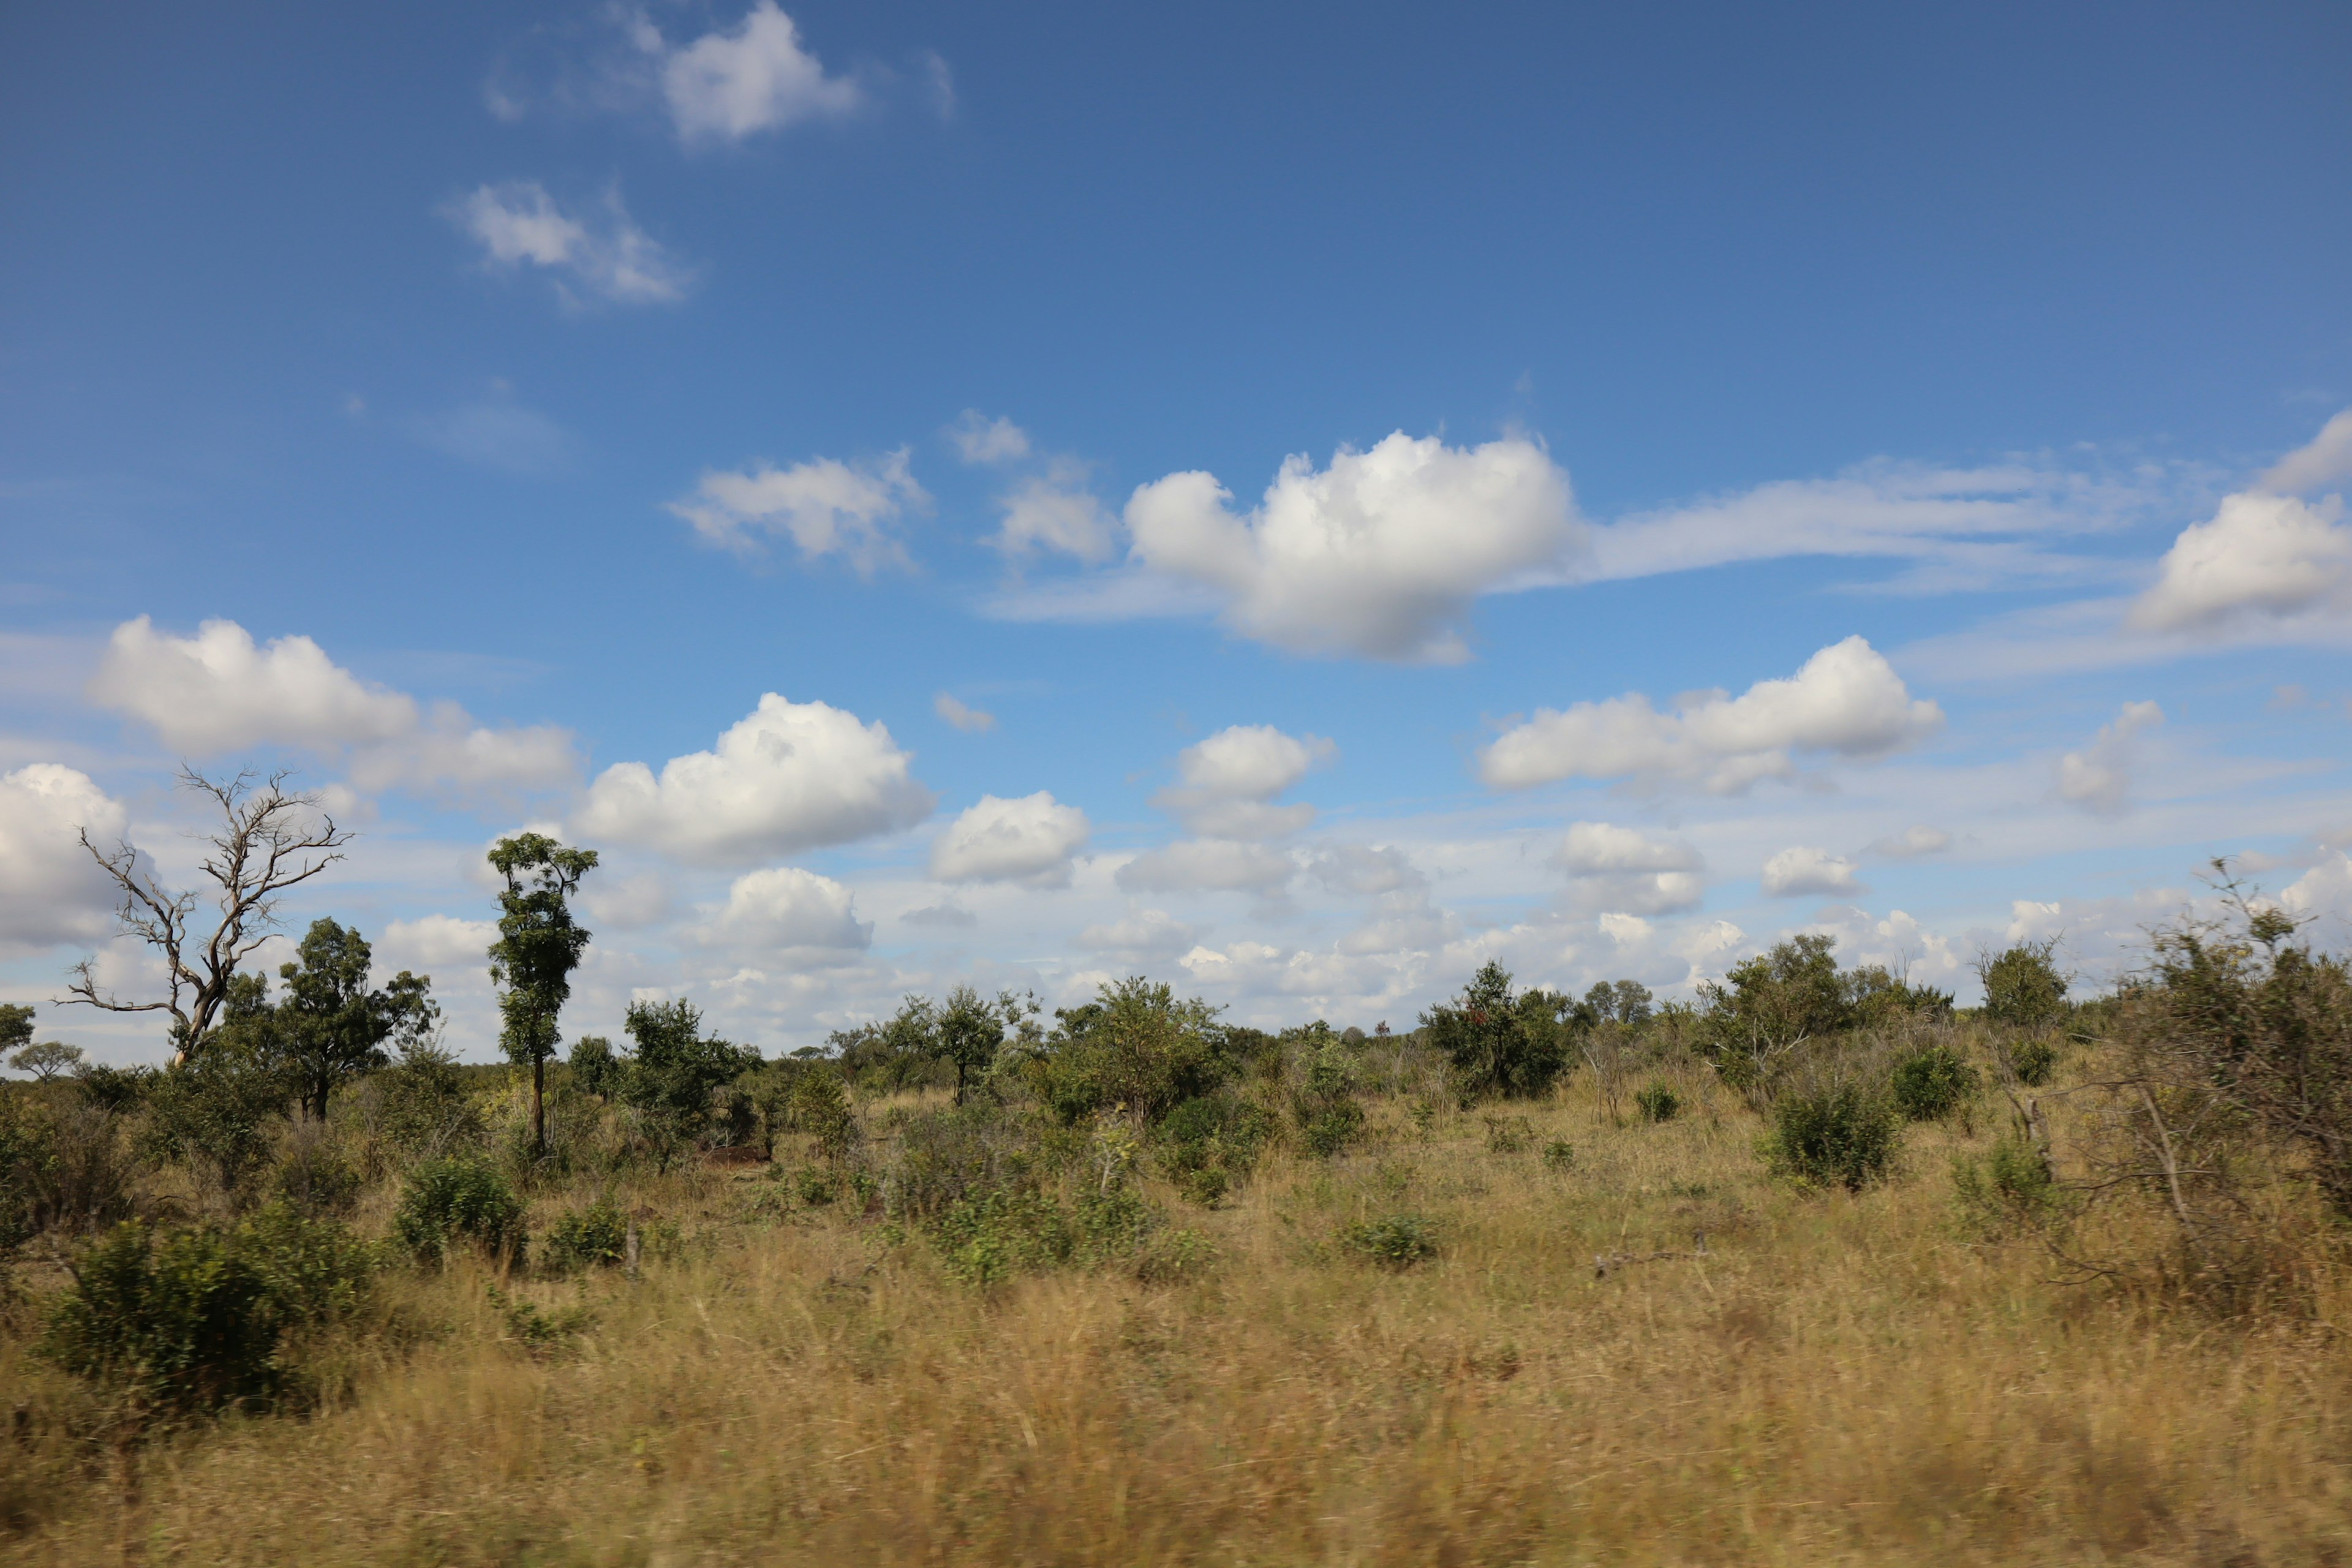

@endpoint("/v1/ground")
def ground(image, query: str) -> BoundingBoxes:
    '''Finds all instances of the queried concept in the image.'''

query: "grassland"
[7,1035,2351,1568]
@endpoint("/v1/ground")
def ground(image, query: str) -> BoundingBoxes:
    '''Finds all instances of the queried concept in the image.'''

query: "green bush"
[1978,938,2069,1028]
[1420,962,1569,1101]
[393,1159,526,1266]
[1541,1139,1575,1171]
[1764,1083,1900,1191]
[1339,1213,1439,1269]
[1290,1029,1366,1158]
[787,1069,860,1163]
[1891,1044,1978,1121]
[1157,1093,1270,1205]
[543,1199,628,1272]
[1953,1134,2062,1231]
[1635,1082,1681,1123]
[2006,1036,2059,1087]
[39,1204,372,1417]
[794,1165,839,1206]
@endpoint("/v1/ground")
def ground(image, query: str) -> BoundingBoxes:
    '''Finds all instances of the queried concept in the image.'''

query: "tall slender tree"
[486,834,597,1158]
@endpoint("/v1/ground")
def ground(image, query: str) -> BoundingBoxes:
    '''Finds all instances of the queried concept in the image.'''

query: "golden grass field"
[6,1053,2351,1567]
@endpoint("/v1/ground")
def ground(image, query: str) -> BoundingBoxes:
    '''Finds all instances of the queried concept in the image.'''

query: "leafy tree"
[1583,979,1654,1027]
[485,834,598,1158]
[139,1036,288,1202]
[10,1039,86,1082]
[1698,935,1858,1088]
[1029,977,1230,1124]
[618,998,759,1163]
[568,1035,620,1100]
[936,986,1005,1104]
[0,1003,33,1057]
[64,769,352,1066]
[262,918,439,1121]
[1978,938,2070,1028]
[1421,962,1567,1101]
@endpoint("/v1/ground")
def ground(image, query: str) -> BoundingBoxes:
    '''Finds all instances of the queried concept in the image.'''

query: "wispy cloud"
[448,182,693,306]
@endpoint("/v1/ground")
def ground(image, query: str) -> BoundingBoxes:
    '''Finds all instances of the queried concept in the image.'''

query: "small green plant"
[1483,1114,1534,1153]
[1764,1083,1900,1191]
[795,1165,839,1206]
[393,1158,526,1267]
[1541,1139,1575,1172]
[1339,1213,1438,1269]
[1953,1133,2062,1232]
[788,1070,860,1163]
[1132,1227,1218,1284]
[484,1285,594,1356]
[1635,1082,1681,1123]
[2005,1036,2059,1087]
[1890,1043,1978,1121]
[543,1199,628,1272]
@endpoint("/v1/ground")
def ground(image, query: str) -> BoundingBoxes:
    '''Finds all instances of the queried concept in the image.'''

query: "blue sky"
[5,1,2351,1063]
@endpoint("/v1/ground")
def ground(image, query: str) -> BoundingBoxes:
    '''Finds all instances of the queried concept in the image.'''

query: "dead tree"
[62,769,350,1066]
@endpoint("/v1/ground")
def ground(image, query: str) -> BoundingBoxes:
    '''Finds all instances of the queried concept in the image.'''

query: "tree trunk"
[532,1054,546,1157]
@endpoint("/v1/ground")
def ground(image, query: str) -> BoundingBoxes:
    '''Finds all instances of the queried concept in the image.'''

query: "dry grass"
[7,1060,2352,1567]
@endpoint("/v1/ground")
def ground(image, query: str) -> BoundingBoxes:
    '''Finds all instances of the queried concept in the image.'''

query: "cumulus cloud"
[1480,636,1942,793]
[89,617,579,799]
[1866,824,1951,859]
[1760,846,1864,898]
[1076,909,1200,960]
[1553,821,1706,914]
[450,182,691,306]
[693,867,871,952]
[948,412,1030,466]
[1307,843,1424,897]
[993,467,1118,564]
[2129,492,2352,633]
[575,693,933,865]
[929,791,1090,888]
[1124,432,1581,663]
[380,914,499,974]
[1153,724,1334,840]
[2282,853,2352,922]
[668,450,927,574]
[0,765,129,949]
[933,693,995,733]
[2258,407,2352,496]
[1117,839,1296,895]
[2057,700,2164,815]
[654,2,861,141]
[581,870,675,931]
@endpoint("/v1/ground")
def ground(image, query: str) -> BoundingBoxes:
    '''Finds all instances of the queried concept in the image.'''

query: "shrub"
[1157,1093,1270,1205]
[484,1285,594,1356]
[140,1048,288,1201]
[1891,1044,1978,1121]
[1420,962,1568,1102]
[1764,1082,1900,1191]
[368,1038,482,1159]
[39,1204,371,1417]
[1339,1213,1439,1269]
[1290,1028,1366,1158]
[786,1069,860,1164]
[1028,978,1233,1125]
[543,1199,628,1273]
[393,1159,526,1266]
[794,1165,839,1206]
[2006,1036,2059,1087]
[1541,1139,1575,1171]
[1953,1134,2061,1231]
[272,1118,361,1215]
[1,1096,138,1243]
[1131,1226,1218,1284]
[1635,1082,1681,1123]
[1483,1114,1534,1153]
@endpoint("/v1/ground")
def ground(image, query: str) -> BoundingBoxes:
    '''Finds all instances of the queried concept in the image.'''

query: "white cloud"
[451,182,691,306]
[2282,853,2352,922]
[929,791,1090,888]
[1307,843,1424,897]
[88,617,578,799]
[2057,700,2164,815]
[694,867,870,952]
[1866,824,1951,859]
[2258,407,2352,496]
[1337,892,1456,956]
[0,765,129,949]
[1153,724,1333,840]
[948,412,1030,466]
[1760,846,1864,898]
[993,467,1118,564]
[2129,492,2352,633]
[575,693,933,865]
[1117,839,1296,895]
[667,449,927,574]
[1481,636,1942,793]
[1076,909,1200,960]
[933,693,996,733]
[380,914,499,974]
[655,2,861,142]
[1125,432,1581,663]
[581,870,675,930]
[1554,821,1706,914]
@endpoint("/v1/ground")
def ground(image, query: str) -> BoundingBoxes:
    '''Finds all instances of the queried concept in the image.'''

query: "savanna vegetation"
[6,795,2352,1566]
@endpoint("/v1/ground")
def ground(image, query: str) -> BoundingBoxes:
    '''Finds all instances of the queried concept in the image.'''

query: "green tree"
[0,1003,34,1057]
[1421,962,1567,1101]
[1977,938,2070,1028]
[619,998,758,1163]
[10,1040,86,1082]
[264,919,439,1121]
[1698,934,1855,1087]
[486,834,598,1158]
[935,986,1004,1105]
